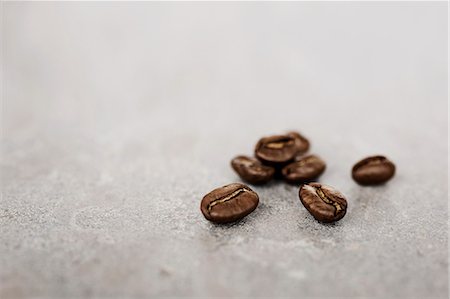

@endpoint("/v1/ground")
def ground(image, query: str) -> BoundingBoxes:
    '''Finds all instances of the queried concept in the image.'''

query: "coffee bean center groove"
[207,188,251,211]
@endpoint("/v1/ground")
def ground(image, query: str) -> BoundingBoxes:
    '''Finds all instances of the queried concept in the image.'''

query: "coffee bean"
[287,131,310,155]
[352,155,396,185]
[200,183,259,224]
[299,182,347,223]
[254,134,298,165]
[231,156,275,184]
[282,154,326,184]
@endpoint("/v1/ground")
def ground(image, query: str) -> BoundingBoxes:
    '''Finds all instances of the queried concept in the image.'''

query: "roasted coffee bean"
[299,182,347,223]
[254,134,298,165]
[282,154,326,184]
[287,131,310,155]
[352,155,396,185]
[200,183,259,224]
[231,156,275,184]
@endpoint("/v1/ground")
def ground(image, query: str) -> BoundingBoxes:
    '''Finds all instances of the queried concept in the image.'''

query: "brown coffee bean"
[231,156,275,184]
[281,154,326,184]
[299,182,347,223]
[287,131,310,155]
[200,183,259,224]
[254,134,297,165]
[352,155,396,185]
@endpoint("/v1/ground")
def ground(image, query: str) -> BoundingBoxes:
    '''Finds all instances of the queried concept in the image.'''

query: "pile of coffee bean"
[200,131,396,224]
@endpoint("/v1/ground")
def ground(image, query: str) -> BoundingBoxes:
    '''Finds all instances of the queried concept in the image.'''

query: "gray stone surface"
[1,2,448,298]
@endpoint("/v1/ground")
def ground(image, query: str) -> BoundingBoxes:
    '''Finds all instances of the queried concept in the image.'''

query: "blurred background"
[1,2,448,298]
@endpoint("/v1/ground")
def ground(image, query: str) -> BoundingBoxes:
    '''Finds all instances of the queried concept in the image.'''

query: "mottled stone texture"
[1,2,448,298]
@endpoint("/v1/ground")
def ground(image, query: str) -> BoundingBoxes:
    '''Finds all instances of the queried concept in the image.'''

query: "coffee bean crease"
[207,187,251,211]
[265,139,294,149]
[299,183,347,223]
[201,183,259,223]
[316,187,342,215]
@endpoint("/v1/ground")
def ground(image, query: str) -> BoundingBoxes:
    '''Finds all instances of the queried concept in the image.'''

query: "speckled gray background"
[1,2,448,298]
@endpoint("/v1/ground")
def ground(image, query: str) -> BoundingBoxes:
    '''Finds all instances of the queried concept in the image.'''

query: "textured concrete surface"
[1,2,448,298]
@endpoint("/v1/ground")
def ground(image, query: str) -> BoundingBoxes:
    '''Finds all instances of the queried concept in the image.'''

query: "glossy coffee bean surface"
[254,134,298,165]
[287,131,310,155]
[352,155,395,185]
[231,156,275,184]
[299,182,347,223]
[282,154,326,184]
[200,183,259,224]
